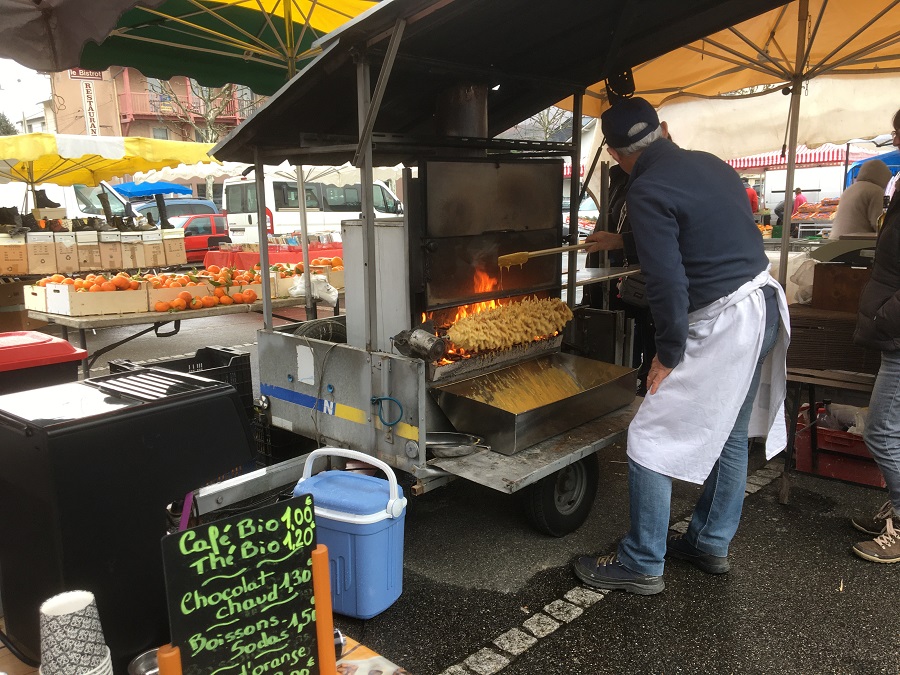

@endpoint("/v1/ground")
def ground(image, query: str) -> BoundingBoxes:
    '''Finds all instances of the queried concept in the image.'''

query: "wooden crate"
[787,304,881,374]
[811,263,871,313]
[45,282,149,316]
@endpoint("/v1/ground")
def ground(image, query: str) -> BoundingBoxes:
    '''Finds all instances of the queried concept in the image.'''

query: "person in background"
[792,187,808,216]
[850,108,900,563]
[575,97,789,595]
[828,159,892,240]
[743,178,759,213]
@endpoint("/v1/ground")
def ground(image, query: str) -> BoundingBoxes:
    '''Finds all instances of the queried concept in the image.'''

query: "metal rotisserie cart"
[202,0,666,535]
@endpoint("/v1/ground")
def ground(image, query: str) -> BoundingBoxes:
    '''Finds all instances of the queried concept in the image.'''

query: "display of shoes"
[21,213,39,231]
[47,219,69,233]
[0,206,23,227]
[159,217,175,230]
[0,223,29,236]
[35,189,61,209]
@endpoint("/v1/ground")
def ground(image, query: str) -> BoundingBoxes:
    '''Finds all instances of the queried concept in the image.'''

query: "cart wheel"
[523,453,599,537]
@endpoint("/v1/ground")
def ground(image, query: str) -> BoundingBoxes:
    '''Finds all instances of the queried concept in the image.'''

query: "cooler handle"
[299,447,407,519]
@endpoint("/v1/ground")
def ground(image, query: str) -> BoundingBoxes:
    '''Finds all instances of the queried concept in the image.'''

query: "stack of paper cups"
[39,590,111,675]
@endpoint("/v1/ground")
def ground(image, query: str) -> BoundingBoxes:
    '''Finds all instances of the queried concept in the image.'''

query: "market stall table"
[27,297,314,377]
[204,247,343,270]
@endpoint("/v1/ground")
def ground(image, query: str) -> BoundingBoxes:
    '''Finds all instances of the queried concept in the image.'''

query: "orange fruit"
[129,280,140,290]
[113,276,130,289]
[63,277,75,285]
[188,297,204,310]
[331,257,343,267]
[49,274,65,283]
[243,289,258,303]
[200,295,217,308]
[36,278,47,287]
[169,281,182,288]
[218,295,234,306]
[88,284,102,292]
[100,281,117,292]
[94,275,107,285]
[154,301,171,312]
[177,291,193,303]
[213,287,227,298]
[170,297,187,311]
[332,266,344,271]
[207,264,220,275]
[231,292,245,304]
[73,279,85,289]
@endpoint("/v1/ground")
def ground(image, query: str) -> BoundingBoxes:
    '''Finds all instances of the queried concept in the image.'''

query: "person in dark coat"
[849,108,900,563]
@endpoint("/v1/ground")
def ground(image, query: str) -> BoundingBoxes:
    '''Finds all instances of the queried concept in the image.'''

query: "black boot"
[35,190,61,208]
[0,207,22,226]
[21,213,39,231]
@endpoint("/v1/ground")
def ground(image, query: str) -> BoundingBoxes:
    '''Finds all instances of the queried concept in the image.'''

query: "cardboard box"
[98,231,123,270]
[270,273,300,298]
[121,232,145,269]
[0,235,28,275]
[26,232,57,275]
[0,307,47,332]
[0,279,27,308]
[141,231,166,268]
[22,284,47,312]
[54,232,79,274]
[75,230,102,272]
[32,207,67,221]
[45,282,148,317]
[161,230,187,266]
[310,264,344,290]
[811,263,871,313]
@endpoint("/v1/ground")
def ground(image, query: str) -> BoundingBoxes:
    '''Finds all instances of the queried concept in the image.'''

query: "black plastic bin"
[110,346,253,417]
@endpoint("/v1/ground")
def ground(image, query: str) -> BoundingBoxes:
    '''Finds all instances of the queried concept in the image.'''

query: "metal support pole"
[357,57,378,351]
[255,148,273,329]
[599,161,610,311]
[778,0,808,288]
[295,166,316,320]
[566,92,583,309]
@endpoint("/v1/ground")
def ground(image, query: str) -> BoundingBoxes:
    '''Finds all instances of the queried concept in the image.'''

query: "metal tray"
[426,432,490,458]
[431,353,636,455]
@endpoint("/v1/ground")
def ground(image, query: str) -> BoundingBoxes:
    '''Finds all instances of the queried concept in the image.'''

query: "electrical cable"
[370,396,403,427]
[0,628,40,667]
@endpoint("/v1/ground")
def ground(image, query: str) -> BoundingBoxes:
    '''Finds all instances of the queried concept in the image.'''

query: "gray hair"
[612,123,665,156]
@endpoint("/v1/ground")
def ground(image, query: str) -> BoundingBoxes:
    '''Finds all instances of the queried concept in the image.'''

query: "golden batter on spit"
[447,297,573,351]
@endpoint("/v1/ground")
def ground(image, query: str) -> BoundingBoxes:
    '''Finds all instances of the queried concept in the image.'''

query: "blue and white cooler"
[293,448,407,619]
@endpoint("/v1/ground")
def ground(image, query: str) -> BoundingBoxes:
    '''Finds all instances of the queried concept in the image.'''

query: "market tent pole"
[566,92,583,309]
[255,147,273,329]
[295,166,315,319]
[778,0,809,287]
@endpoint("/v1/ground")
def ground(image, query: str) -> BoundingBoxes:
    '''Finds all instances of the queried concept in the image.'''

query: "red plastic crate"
[794,424,886,488]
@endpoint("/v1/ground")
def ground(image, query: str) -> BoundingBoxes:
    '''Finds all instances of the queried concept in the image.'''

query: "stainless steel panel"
[257,329,427,473]
[424,160,562,238]
[431,353,636,455]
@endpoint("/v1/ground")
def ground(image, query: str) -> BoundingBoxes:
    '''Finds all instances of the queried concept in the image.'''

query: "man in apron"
[576,97,790,595]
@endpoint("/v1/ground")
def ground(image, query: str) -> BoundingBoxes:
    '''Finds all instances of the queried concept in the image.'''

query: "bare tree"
[505,106,573,141]
[148,78,266,196]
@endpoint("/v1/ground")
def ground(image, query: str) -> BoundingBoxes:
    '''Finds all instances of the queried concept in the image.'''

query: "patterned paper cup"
[39,590,108,675]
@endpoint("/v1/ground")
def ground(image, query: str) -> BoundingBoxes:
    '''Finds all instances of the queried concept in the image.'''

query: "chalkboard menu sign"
[162,495,319,675]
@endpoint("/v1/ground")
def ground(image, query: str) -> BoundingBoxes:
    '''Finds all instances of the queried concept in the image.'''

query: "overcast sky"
[0,58,51,127]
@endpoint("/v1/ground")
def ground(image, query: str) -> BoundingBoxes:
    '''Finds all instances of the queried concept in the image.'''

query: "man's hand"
[646,356,673,395]
[583,231,624,254]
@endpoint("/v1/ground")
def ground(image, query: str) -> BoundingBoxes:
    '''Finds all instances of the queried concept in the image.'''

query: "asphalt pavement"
[33,307,899,675]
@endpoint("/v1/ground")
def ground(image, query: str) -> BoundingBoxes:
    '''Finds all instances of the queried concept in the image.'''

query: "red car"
[168,214,231,263]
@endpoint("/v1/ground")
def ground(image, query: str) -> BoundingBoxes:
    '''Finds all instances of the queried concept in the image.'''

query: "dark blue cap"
[601,97,660,150]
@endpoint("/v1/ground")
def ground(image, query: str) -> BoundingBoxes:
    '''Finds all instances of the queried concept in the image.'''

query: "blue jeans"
[618,317,780,576]
[865,350,900,512]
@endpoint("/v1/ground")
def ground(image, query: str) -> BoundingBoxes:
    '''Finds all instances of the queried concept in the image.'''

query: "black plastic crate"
[252,415,315,467]
[110,346,253,417]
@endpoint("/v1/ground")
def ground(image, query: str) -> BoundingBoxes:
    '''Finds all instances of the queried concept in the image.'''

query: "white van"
[0,181,132,220]
[222,174,403,244]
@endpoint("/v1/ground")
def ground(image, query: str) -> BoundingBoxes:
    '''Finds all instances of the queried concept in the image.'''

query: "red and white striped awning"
[727,143,881,171]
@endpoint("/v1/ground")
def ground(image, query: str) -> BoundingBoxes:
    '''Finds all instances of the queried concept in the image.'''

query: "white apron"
[627,268,790,484]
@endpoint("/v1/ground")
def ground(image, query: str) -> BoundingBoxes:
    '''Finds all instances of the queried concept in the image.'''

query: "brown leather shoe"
[851,500,897,536]
[852,519,900,563]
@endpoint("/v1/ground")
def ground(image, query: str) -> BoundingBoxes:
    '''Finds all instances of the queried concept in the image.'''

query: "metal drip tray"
[430,353,636,455]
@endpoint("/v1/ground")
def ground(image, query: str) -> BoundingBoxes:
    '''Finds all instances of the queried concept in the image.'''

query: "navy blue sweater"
[626,139,769,367]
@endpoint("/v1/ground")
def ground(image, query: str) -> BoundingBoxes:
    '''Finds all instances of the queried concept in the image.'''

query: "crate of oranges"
[147,265,261,313]
[309,256,344,289]
[33,272,149,316]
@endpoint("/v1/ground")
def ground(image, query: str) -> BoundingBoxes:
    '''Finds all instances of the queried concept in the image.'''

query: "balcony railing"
[119,92,252,120]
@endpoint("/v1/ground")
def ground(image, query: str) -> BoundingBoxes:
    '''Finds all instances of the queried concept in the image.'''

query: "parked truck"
[222,172,403,243]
